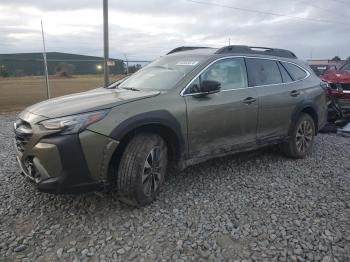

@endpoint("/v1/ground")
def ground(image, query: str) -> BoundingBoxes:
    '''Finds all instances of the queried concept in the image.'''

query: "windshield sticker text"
[176,61,199,66]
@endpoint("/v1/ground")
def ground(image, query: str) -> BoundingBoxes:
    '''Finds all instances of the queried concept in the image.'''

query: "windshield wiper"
[105,76,129,89]
[120,87,140,91]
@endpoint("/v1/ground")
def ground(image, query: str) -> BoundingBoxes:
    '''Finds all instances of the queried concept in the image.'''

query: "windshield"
[118,55,207,90]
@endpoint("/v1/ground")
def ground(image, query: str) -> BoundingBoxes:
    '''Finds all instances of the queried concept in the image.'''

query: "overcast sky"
[0,0,349,61]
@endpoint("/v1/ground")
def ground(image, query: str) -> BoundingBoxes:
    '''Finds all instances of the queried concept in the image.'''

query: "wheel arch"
[107,110,185,182]
[290,102,319,135]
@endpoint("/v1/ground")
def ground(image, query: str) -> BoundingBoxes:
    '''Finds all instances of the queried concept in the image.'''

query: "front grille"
[14,119,33,152]
[329,83,350,91]
[329,83,337,89]
[341,83,350,91]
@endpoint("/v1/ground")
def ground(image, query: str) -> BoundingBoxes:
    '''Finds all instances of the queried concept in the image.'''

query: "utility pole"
[124,54,129,75]
[103,0,109,87]
[310,48,313,59]
[41,20,50,99]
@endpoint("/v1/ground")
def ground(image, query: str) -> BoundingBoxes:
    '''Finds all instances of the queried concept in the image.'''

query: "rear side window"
[281,62,307,81]
[277,62,293,83]
[245,58,282,86]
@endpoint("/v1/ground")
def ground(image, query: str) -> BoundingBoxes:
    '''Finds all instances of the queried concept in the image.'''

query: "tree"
[331,56,341,62]
[128,64,142,74]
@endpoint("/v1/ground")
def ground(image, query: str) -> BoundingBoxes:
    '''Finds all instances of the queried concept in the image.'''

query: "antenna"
[41,20,50,99]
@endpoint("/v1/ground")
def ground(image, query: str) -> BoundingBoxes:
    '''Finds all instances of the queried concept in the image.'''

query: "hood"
[322,70,350,83]
[25,88,160,118]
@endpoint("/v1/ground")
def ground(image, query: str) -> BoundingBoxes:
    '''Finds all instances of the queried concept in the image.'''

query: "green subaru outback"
[14,45,327,206]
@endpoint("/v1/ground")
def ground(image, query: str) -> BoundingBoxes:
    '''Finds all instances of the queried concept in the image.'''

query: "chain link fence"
[0,54,151,111]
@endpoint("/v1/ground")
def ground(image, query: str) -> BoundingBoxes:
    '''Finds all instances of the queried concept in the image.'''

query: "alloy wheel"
[296,120,313,153]
[142,147,161,196]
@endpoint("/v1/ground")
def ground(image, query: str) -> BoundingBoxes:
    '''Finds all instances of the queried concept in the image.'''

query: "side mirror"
[200,80,221,95]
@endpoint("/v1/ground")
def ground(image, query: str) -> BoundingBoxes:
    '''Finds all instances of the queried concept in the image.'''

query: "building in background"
[307,59,346,76]
[0,52,124,77]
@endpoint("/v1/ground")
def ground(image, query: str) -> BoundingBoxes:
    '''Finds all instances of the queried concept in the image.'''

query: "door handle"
[290,90,300,97]
[243,97,257,105]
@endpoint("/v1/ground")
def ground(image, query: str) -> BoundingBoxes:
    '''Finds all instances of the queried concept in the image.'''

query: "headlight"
[40,110,109,135]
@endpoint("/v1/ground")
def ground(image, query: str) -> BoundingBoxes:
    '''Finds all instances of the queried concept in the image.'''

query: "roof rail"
[215,45,297,59]
[167,46,211,55]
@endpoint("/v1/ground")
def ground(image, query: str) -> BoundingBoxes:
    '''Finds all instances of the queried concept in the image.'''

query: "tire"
[117,133,168,206]
[282,113,315,159]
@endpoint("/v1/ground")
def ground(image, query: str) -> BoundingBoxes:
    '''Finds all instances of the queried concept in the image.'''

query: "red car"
[321,62,350,119]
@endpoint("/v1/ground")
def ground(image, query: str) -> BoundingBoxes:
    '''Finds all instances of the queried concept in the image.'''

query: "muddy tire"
[282,113,315,159]
[117,133,167,206]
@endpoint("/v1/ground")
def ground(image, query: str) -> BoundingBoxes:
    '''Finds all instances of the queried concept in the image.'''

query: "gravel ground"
[1,112,350,262]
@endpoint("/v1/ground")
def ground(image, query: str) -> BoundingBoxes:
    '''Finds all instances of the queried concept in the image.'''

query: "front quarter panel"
[87,92,188,158]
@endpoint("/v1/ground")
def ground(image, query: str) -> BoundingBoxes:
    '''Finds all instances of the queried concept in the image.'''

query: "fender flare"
[289,100,319,135]
[109,110,186,155]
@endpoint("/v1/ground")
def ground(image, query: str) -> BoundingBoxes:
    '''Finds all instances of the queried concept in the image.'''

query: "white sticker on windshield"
[176,61,199,66]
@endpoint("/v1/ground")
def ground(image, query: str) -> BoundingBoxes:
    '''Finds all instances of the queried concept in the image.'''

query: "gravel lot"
[1,112,350,262]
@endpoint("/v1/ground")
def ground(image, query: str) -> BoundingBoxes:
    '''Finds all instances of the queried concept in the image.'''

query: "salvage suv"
[321,61,350,119]
[14,45,327,206]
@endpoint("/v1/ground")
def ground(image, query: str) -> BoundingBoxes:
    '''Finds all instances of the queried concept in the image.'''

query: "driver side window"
[186,57,248,94]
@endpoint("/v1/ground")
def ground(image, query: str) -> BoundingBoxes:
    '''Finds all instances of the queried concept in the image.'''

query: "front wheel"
[117,133,168,206]
[282,113,315,159]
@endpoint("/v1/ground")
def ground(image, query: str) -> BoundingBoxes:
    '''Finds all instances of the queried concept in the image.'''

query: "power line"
[293,0,347,17]
[185,0,350,26]
[288,0,350,18]
[332,0,350,6]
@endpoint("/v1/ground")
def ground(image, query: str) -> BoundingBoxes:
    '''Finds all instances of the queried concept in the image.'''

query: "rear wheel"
[117,133,167,206]
[282,113,315,158]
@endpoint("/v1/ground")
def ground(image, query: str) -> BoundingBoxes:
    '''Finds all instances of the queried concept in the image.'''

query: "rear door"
[184,57,258,159]
[245,58,303,142]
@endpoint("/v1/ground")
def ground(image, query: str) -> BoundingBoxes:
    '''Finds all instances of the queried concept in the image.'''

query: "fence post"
[41,20,51,99]
[103,0,109,87]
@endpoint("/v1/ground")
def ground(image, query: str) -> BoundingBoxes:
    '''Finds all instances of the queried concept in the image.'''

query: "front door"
[183,57,259,159]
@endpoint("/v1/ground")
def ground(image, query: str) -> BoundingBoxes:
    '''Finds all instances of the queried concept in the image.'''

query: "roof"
[167,48,218,56]
[167,45,298,59]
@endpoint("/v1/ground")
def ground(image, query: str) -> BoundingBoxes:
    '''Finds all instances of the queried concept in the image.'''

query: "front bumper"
[327,85,350,114]
[15,134,104,193]
[14,115,119,194]
[337,98,350,115]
